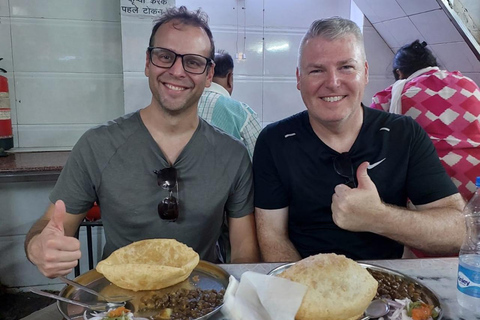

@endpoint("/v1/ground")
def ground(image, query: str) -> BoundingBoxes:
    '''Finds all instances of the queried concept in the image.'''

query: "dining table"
[20,257,479,320]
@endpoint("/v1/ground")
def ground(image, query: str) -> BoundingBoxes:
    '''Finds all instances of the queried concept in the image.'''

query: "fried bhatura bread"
[96,239,199,292]
[277,253,378,320]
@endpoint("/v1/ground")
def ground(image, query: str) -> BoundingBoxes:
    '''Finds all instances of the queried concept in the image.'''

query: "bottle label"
[457,264,480,298]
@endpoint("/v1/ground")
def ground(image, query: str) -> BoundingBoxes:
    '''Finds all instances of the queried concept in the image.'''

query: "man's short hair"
[149,6,215,60]
[213,50,234,78]
[298,16,365,67]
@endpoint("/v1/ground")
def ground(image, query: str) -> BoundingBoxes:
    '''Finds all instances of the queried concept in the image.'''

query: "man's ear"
[227,71,233,92]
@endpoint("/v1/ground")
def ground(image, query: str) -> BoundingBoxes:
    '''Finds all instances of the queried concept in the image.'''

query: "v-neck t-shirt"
[51,111,253,262]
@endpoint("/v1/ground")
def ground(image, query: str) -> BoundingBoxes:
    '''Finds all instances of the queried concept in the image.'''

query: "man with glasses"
[253,17,466,262]
[25,6,260,279]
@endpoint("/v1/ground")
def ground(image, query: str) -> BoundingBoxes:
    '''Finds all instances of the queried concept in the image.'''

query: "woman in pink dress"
[371,40,480,202]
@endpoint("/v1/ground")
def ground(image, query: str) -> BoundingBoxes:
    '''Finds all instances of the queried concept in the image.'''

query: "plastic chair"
[74,203,102,277]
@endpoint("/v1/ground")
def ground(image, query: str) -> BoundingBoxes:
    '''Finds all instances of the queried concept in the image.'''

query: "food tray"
[268,262,443,320]
[57,260,230,320]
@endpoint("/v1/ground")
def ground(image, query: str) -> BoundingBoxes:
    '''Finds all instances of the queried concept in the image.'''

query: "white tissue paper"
[222,271,308,320]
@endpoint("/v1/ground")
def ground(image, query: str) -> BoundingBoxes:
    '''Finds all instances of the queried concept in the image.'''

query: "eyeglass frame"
[333,152,357,188]
[154,167,179,221]
[147,46,214,75]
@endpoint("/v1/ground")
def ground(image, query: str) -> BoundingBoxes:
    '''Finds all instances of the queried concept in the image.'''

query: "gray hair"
[298,17,366,67]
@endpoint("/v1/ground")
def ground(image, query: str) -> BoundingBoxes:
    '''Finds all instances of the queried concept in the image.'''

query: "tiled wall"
[0,0,124,150]
[0,0,395,151]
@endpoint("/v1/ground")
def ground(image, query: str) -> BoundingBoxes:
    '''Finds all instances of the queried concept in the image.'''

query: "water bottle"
[457,176,480,312]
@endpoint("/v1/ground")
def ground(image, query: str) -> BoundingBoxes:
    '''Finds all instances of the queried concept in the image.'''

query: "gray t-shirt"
[50,111,253,262]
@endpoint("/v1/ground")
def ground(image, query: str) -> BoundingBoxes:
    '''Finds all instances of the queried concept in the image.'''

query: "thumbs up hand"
[331,162,386,232]
[27,200,82,278]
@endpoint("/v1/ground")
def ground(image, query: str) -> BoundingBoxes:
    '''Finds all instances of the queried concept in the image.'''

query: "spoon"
[28,288,126,312]
[58,276,133,303]
[360,299,390,320]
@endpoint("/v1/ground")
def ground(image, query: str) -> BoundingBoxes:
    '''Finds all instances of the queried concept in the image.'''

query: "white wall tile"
[0,0,9,16]
[15,73,124,124]
[231,77,263,120]
[212,30,264,77]
[395,0,440,16]
[409,9,464,44]
[17,124,93,148]
[429,42,480,73]
[120,16,153,72]
[363,25,395,77]
[0,17,12,71]
[123,72,150,114]
[373,17,423,48]
[11,18,122,73]
[264,32,303,77]
[263,80,304,122]
[0,181,55,235]
[353,0,405,23]
[265,0,351,28]
[10,0,121,21]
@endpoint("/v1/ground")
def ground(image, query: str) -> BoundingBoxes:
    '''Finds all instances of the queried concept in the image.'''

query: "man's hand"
[27,200,81,278]
[331,161,386,232]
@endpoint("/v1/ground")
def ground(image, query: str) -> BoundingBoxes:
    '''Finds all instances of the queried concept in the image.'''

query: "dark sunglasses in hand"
[333,152,356,188]
[154,167,179,221]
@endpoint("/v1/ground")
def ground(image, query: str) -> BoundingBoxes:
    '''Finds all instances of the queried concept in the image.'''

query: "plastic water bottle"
[457,176,480,312]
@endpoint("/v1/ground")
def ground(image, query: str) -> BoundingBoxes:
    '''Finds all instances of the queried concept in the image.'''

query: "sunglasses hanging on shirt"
[154,167,179,221]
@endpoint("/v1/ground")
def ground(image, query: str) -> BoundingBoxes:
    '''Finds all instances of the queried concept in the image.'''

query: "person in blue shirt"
[198,50,261,159]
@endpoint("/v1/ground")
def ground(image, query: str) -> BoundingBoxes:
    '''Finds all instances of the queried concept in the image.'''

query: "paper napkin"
[222,271,308,320]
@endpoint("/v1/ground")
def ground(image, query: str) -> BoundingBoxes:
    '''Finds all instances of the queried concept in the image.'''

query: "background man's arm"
[255,207,301,262]
[228,213,260,263]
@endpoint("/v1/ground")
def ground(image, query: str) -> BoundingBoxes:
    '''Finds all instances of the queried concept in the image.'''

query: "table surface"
[21,257,480,320]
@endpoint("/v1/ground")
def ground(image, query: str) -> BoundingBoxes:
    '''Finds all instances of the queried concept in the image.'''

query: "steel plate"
[57,260,229,320]
[268,262,443,320]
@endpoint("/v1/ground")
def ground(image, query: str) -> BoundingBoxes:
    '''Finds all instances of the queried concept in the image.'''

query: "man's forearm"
[259,237,302,262]
[24,218,49,262]
[375,202,465,255]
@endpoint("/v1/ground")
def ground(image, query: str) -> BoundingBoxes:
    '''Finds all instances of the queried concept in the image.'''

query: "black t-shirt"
[253,106,459,260]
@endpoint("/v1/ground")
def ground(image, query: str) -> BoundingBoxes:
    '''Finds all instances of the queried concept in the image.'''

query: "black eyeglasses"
[333,152,356,188]
[147,47,213,74]
[154,167,179,221]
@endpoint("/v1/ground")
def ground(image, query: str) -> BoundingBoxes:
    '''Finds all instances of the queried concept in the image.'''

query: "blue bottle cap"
[477,177,480,188]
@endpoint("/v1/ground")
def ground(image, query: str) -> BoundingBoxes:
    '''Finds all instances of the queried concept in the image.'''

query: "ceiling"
[353,0,480,78]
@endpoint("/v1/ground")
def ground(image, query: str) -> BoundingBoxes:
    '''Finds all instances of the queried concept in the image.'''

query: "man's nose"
[169,56,185,75]
[325,71,340,88]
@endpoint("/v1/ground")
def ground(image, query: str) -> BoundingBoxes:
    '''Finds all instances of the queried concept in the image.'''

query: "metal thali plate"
[268,262,443,320]
[57,260,229,320]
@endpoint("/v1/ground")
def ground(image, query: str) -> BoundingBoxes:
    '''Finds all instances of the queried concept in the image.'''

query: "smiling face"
[296,34,369,129]
[145,20,214,115]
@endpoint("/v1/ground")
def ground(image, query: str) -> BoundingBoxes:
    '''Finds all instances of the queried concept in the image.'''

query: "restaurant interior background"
[0,0,479,291]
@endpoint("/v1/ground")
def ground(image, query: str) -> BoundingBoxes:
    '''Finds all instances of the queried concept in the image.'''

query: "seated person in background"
[198,50,261,159]
[253,17,466,262]
[371,40,480,201]
[24,6,260,279]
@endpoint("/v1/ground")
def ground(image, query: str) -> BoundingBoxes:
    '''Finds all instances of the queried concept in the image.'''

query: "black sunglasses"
[333,152,356,188]
[154,167,179,221]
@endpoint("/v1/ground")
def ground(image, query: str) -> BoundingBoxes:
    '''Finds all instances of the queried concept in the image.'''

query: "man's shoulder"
[78,111,141,151]
[261,111,307,138]
[200,118,247,148]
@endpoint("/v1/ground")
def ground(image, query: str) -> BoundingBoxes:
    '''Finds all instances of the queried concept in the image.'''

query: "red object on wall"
[0,75,13,150]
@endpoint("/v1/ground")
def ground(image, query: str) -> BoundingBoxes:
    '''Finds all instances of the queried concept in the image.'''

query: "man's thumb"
[356,162,374,189]
[50,200,66,234]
